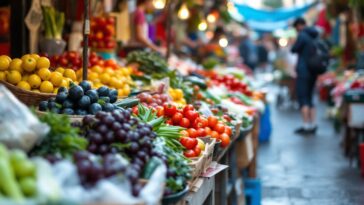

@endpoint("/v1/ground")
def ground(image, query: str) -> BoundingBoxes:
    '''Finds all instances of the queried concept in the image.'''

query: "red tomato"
[183,104,194,115]
[180,130,189,137]
[172,112,183,124]
[194,146,202,156]
[211,131,219,139]
[166,119,173,125]
[205,127,212,136]
[224,126,232,136]
[163,103,177,117]
[198,117,208,128]
[208,116,218,128]
[132,106,138,115]
[223,114,232,122]
[180,118,191,128]
[156,106,164,117]
[184,150,196,158]
[197,128,206,137]
[214,123,225,134]
[185,110,199,122]
[220,133,230,147]
[180,137,198,149]
[187,128,198,138]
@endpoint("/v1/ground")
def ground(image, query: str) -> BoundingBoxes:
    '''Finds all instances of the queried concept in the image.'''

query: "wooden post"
[165,0,174,59]
[82,0,90,81]
[10,0,29,57]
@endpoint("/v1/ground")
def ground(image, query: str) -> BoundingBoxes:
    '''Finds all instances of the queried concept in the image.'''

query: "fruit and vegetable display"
[38,81,119,115]
[88,16,116,50]
[0,54,75,93]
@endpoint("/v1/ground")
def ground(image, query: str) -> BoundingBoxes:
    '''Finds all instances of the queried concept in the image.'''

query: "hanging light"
[207,13,216,23]
[278,38,288,47]
[198,19,208,31]
[178,3,190,20]
[153,0,166,9]
[219,37,228,47]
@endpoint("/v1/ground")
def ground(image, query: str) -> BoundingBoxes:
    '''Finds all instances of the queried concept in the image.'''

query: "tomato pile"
[210,74,252,96]
[89,16,116,50]
[136,92,170,108]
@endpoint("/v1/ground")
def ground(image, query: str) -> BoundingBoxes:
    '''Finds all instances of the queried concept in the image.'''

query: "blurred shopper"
[239,35,258,71]
[291,17,319,134]
[256,38,269,72]
[130,0,165,55]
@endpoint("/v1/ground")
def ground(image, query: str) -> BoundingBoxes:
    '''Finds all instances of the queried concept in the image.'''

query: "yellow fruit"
[36,57,50,69]
[122,84,130,96]
[55,67,65,75]
[30,54,40,61]
[31,89,40,93]
[53,87,59,94]
[118,89,124,97]
[0,55,10,71]
[60,79,69,88]
[110,77,122,88]
[17,81,31,91]
[22,56,37,72]
[0,71,6,80]
[100,73,111,84]
[28,74,41,89]
[1,55,11,63]
[9,58,23,73]
[76,69,83,79]
[39,81,54,93]
[121,68,130,76]
[49,72,63,86]
[6,70,22,85]
[38,68,51,81]
[93,82,103,88]
[64,69,76,81]
[91,65,103,73]
[21,54,31,62]
[22,74,29,81]
[105,68,114,75]
[88,72,99,81]
[63,78,73,88]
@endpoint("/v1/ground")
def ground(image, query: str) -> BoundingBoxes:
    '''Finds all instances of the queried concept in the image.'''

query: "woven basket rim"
[0,80,56,97]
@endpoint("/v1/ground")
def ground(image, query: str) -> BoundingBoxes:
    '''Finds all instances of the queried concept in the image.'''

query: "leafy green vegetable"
[42,6,65,39]
[31,112,87,158]
[126,51,169,75]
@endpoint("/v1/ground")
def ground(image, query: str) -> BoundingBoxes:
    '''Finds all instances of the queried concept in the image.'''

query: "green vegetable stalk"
[42,6,65,39]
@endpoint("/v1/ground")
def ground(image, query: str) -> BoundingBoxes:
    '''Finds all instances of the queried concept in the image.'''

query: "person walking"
[291,18,319,134]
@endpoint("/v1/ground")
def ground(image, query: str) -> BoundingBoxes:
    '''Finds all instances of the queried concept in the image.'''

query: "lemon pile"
[0,54,77,94]
[76,65,133,97]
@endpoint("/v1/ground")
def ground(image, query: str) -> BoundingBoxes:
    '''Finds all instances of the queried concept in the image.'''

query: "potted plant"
[39,6,65,56]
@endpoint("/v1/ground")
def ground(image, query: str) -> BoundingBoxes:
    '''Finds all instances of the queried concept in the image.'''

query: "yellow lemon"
[118,89,124,97]
[60,79,69,88]
[122,84,130,96]
[105,67,114,75]
[0,55,10,71]
[22,74,29,81]
[53,87,59,94]
[36,57,50,69]
[37,68,51,81]
[17,81,31,91]
[88,72,99,81]
[28,74,41,89]
[100,73,111,84]
[55,67,65,75]
[39,81,54,93]
[22,56,37,72]
[9,58,23,73]
[30,54,40,61]
[1,55,11,63]
[93,82,103,88]
[50,72,63,86]
[21,54,31,62]
[0,71,6,81]
[76,69,83,79]
[64,69,76,81]
[6,70,22,85]
[91,65,103,73]
[63,78,73,88]
[31,89,40,93]
[110,77,122,89]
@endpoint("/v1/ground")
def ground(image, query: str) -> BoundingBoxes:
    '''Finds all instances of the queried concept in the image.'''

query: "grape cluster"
[73,151,126,187]
[81,110,158,196]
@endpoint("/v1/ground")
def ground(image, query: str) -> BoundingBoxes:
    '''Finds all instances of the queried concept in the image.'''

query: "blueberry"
[86,90,99,104]
[89,103,102,115]
[102,103,114,112]
[97,86,110,97]
[55,92,68,103]
[39,101,48,111]
[79,81,92,92]
[78,95,91,109]
[68,85,84,101]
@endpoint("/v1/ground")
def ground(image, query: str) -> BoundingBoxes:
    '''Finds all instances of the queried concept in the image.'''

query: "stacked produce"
[136,92,170,108]
[0,54,76,93]
[89,16,116,50]
[38,81,119,115]
[0,144,37,201]
[169,88,187,105]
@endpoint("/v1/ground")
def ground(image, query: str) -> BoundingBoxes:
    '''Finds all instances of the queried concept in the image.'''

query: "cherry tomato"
[180,137,198,149]
[180,118,191,128]
[187,128,198,138]
[211,131,219,139]
[223,114,232,122]
[185,110,199,122]
[183,104,194,115]
[224,126,232,136]
[194,146,202,156]
[132,106,138,115]
[156,106,164,117]
[208,116,218,128]
[214,123,225,134]
[172,112,183,124]
[166,119,173,125]
[205,127,212,136]
[184,150,196,158]
[163,103,177,117]
[198,117,208,128]
[220,133,230,147]
[180,130,189,137]
[197,128,206,137]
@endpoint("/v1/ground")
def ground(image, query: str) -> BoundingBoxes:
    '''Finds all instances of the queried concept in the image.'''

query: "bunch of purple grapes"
[81,110,158,196]
[73,151,126,187]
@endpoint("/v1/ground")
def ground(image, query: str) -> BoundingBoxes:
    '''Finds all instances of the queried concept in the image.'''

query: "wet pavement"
[258,91,364,205]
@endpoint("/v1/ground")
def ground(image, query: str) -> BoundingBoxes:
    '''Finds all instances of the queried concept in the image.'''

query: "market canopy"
[229,0,318,31]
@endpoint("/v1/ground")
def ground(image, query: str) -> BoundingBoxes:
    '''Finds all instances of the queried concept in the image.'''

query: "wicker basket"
[35,110,85,123]
[0,80,55,106]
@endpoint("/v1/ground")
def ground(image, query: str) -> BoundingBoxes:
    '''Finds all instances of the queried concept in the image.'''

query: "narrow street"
[258,90,364,205]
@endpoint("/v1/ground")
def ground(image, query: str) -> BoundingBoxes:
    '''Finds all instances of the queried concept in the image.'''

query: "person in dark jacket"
[291,18,319,134]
